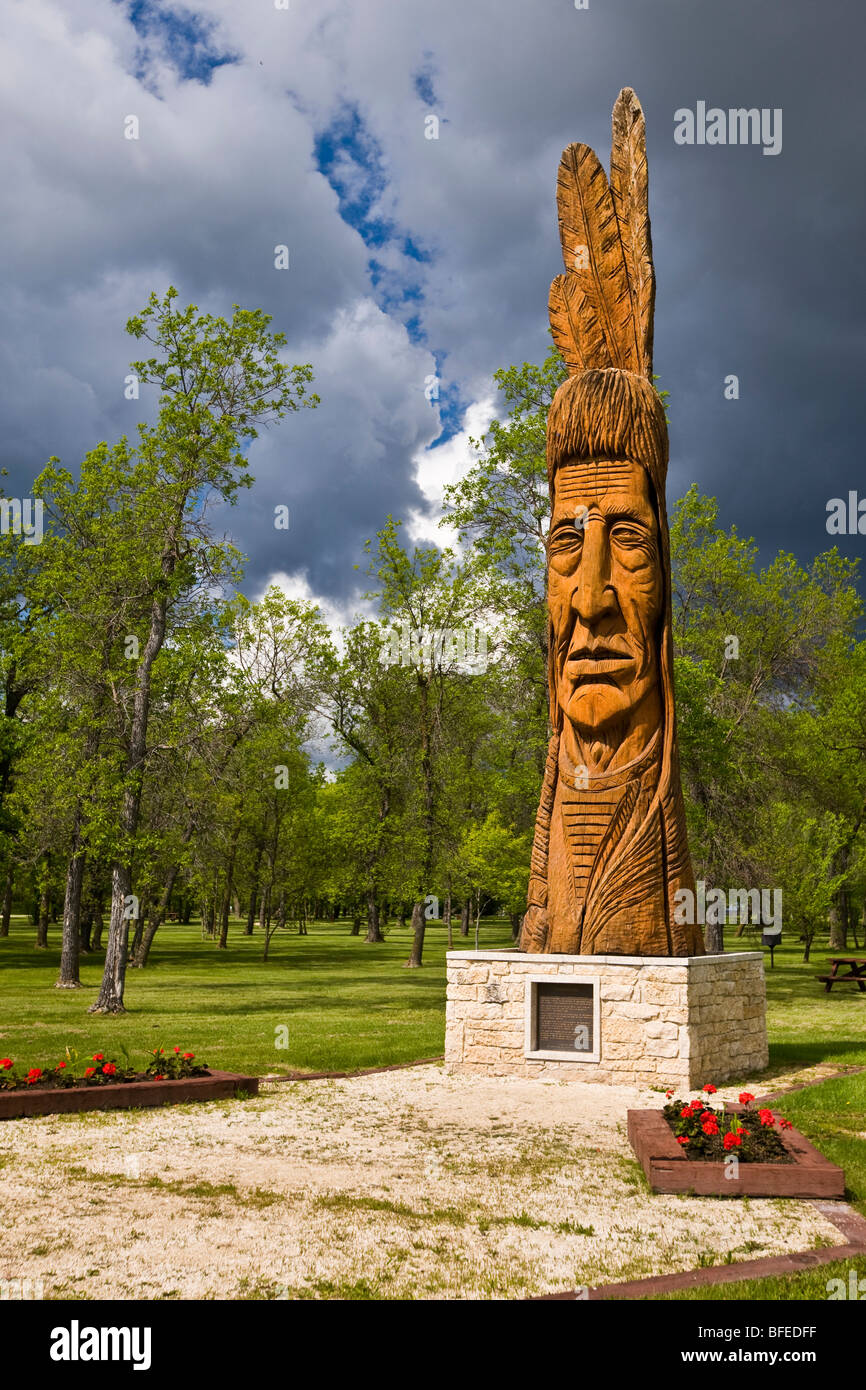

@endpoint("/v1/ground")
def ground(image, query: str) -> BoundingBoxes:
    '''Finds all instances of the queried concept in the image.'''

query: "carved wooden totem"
[520,89,704,958]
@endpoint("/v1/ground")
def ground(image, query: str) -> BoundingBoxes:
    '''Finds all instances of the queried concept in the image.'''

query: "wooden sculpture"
[520,89,704,957]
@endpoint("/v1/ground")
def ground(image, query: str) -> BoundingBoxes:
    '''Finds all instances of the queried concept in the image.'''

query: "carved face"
[548,458,663,739]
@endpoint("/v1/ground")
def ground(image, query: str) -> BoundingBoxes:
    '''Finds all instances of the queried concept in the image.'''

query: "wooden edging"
[0,1070,258,1120]
[534,1201,866,1299]
[628,1108,845,1198]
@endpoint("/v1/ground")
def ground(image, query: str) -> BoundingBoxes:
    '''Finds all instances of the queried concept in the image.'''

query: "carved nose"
[572,520,617,624]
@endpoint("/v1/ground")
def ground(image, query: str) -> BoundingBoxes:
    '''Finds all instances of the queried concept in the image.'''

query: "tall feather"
[554,142,640,373]
[549,274,599,373]
[610,87,655,378]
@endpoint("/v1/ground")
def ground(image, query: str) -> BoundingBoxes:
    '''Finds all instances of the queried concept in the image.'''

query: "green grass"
[648,1255,866,1300]
[0,913,513,1076]
[758,935,866,1070]
[774,1071,866,1217]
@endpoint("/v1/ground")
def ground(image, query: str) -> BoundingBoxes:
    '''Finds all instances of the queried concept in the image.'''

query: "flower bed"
[628,1083,846,1198]
[0,1046,258,1120]
[661,1086,794,1163]
[0,1045,208,1092]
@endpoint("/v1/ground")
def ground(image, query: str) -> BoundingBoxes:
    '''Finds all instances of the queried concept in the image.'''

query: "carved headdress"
[522,88,703,957]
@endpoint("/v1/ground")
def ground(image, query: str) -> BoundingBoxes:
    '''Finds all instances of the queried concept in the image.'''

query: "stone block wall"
[445,951,768,1089]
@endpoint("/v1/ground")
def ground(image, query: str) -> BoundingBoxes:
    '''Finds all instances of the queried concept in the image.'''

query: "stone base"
[445,951,768,1089]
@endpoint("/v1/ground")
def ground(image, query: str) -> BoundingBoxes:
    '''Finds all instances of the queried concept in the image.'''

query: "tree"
[32,288,317,1011]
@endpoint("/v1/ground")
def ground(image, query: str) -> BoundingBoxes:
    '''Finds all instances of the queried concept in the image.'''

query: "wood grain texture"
[555,142,640,372]
[610,87,655,378]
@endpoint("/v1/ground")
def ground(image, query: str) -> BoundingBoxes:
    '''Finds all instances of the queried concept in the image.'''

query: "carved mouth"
[566,644,634,683]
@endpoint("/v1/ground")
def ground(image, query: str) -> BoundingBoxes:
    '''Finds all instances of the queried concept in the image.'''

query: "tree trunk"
[132,863,182,968]
[406,899,425,969]
[460,902,470,937]
[406,672,435,968]
[0,865,11,938]
[350,913,361,936]
[91,901,105,951]
[704,917,724,955]
[57,825,86,987]
[218,823,241,950]
[510,912,522,942]
[365,889,383,943]
[88,863,131,1013]
[245,846,263,935]
[445,885,453,950]
[262,885,275,961]
[828,847,850,951]
[36,883,50,949]
[129,904,146,963]
[91,587,168,1013]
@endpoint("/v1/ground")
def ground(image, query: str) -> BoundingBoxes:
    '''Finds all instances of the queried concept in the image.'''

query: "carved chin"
[559,673,654,733]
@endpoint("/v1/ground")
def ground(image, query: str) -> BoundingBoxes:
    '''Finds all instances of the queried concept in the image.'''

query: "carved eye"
[610,523,645,548]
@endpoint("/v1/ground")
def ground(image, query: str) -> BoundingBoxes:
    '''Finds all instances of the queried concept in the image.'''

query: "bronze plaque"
[535,982,595,1054]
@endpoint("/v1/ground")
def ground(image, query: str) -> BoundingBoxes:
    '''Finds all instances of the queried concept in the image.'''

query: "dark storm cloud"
[3,0,864,605]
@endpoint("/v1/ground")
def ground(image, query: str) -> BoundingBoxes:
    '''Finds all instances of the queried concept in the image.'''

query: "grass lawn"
[0,913,513,1076]
[2,918,865,1300]
[652,1254,866,1300]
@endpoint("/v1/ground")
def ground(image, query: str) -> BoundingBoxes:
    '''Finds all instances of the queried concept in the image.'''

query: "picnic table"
[816,957,866,993]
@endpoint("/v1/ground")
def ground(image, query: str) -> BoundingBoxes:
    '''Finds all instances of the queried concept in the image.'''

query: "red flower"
[173,1046,180,1054]
[0,1059,13,1070]
[702,1084,718,1095]
[154,1073,164,1080]
[183,1052,194,1060]
[738,1092,755,1106]
[665,1089,674,1099]
[780,1118,793,1130]
[702,1119,720,1136]
[25,1068,42,1084]
[723,1132,743,1151]
[84,1066,95,1077]
[102,1063,117,1077]
[92,1053,104,1062]
[758,1109,775,1127]
[680,1106,693,1119]
[57,1061,66,1069]
[676,1136,690,1146]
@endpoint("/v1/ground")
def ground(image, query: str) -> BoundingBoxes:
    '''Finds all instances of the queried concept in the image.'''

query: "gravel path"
[0,1064,841,1300]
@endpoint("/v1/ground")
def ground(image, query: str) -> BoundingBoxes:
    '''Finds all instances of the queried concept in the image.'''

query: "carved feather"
[554,142,640,373]
[610,87,655,378]
[549,273,600,373]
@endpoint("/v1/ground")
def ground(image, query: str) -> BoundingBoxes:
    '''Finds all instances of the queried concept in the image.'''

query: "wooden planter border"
[0,1069,258,1120]
[627,1107,845,1198]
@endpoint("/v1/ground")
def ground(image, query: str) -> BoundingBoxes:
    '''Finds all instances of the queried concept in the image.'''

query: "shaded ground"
[0,1065,843,1301]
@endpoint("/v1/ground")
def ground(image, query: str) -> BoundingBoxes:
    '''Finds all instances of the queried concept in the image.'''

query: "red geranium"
[738,1092,755,1106]
[780,1118,793,1130]
[173,1046,180,1054]
[723,1132,743,1150]
[102,1063,117,1077]
[183,1052,194,1060]
[0,1058,12,1070]
[702,1118,720,1136]
[57,1061,66,1069]
[676,1136,690,1145]
[758,1109,775,1127]
[84,1066,95,1077]
[154,1073,164,1080]
[25,1068,42,1085]
[702,1084,717,1095]
[92,1053,104,1062]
